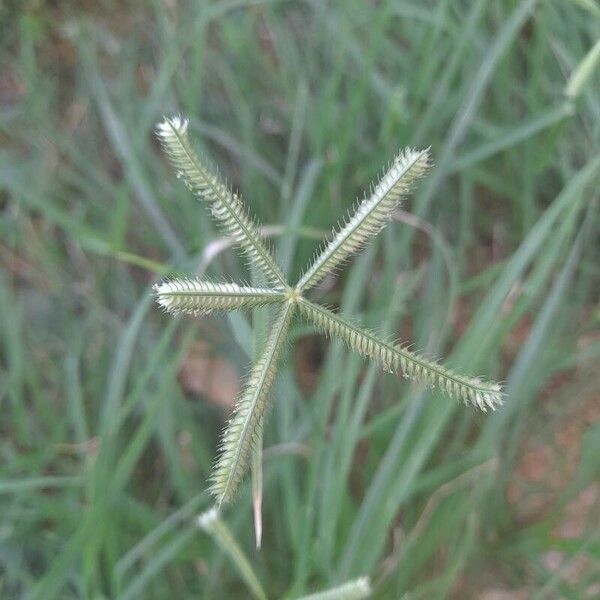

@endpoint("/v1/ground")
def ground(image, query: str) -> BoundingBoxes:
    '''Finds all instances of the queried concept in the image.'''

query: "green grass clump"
[0,1,598,598]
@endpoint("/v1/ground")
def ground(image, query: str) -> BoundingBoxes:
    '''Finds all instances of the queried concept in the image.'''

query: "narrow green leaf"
[89,70,184,259]
[0,477,82,494]
[117,529,196,600]
[565,38,600,99]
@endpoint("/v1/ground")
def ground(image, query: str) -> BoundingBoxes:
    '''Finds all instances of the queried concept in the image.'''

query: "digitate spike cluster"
[154,116,503,507]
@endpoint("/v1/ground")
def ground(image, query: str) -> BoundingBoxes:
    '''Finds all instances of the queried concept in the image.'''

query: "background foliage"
[1,1,598,598]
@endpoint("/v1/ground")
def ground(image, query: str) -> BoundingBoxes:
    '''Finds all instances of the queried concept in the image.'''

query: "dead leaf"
[179,342,239,408]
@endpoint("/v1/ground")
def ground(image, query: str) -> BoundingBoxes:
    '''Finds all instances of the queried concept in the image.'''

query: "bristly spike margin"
[153,279,285,316]
[209,302,295,505]
[296,146,431,292]
[156,116,286,288]
[298,298,503,411]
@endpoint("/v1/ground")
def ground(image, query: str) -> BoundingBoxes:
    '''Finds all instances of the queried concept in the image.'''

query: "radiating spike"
[296,147,431,292]
[153,278,285,315]
[209,302,295,505]
[156,117,286,287]
[298,298,503,411]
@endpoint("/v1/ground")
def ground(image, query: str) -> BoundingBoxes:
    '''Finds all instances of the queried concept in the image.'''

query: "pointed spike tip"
[196,506,219,531]
[156,115,188,137]
[357,576,372,594]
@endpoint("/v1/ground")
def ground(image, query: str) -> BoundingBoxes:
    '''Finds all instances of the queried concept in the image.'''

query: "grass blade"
[295,576,371,600]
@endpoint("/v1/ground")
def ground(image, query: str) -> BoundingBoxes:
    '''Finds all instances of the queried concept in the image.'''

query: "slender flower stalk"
[294,576,372,600]
[153,115,504,506]
[198,508,268,600]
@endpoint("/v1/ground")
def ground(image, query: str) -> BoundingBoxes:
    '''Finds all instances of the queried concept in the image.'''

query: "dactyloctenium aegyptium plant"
[154,116,503,507]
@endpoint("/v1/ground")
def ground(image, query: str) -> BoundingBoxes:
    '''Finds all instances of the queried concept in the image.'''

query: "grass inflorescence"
[1,1,598,598]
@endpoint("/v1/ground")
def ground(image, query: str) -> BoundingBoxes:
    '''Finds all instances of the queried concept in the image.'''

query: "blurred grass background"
[1,0,599,598]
